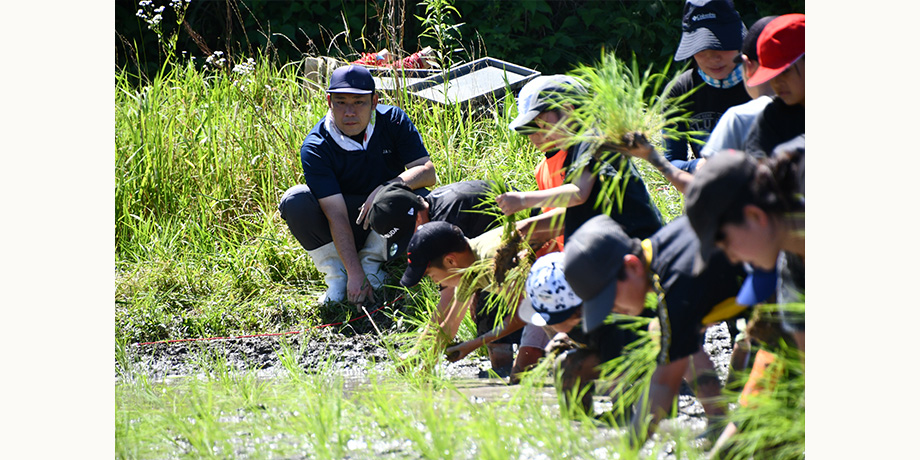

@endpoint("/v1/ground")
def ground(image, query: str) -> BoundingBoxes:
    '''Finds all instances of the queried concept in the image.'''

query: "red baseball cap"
[747,14,805,87]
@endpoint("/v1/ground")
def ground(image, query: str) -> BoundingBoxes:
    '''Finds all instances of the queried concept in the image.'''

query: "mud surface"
[119,322,736,457]
[121,322,734,384]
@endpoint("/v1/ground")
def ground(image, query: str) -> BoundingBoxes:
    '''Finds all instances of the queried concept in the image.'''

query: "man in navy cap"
[279,65,436,305]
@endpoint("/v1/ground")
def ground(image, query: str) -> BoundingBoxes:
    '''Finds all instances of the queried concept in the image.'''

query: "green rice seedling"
[564,52,698,153]
[713,303,805,460]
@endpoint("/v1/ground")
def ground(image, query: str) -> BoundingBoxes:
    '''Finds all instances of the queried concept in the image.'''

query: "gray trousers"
[278,184,371,252]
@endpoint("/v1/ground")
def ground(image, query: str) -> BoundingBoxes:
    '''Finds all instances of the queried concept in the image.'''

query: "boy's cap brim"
[516,296,577,327]
[675,26,745,61]
[581,282,619,333]
[563,215,633,333]
[746,14,805,87]
[508,75,587,132]
[399,260,426,287]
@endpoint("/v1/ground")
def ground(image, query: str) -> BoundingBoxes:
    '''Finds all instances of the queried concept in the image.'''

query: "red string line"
[132,294,404,347]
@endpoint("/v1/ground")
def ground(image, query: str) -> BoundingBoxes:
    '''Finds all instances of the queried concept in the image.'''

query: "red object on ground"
[350,47,432,70]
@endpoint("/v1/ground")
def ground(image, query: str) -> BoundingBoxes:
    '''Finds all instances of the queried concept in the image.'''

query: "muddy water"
[120,322,732,427]
[119,324,734,458]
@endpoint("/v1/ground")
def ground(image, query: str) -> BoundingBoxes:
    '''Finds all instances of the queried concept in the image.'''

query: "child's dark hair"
[427,230,472,270]
[721,143,804,225]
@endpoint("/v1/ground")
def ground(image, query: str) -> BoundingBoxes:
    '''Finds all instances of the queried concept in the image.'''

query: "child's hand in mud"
[544,332,578,355]
[444,340,479,362]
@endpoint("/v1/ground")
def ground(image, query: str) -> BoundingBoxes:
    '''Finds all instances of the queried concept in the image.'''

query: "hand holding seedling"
[495,192,528,216]
[544,332,579,355]
[445,339,481,362]
[616,132,655,160]
[347,273,375,305]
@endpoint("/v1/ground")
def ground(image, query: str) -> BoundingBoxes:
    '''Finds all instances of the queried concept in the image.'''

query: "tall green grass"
[114,52,609,344]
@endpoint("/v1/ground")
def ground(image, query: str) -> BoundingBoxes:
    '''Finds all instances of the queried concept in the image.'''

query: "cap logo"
[407,208,415,216]
[692,13,716,22]
[389,243,398,257]
[382,227,400,239]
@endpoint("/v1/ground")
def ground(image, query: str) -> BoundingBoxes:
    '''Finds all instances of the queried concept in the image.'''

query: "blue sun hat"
[674,0,747,61]
[521,252,583,327]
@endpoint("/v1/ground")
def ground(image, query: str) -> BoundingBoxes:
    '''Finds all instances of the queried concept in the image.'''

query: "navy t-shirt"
[664,69,751,165]
[648,216,746,363]
[301,104,429,199]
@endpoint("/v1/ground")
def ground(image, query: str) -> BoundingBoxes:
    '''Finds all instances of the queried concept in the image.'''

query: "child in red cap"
[743,14,805,159]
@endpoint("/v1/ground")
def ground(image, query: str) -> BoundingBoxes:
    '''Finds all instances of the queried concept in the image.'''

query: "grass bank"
[114,55,682,345]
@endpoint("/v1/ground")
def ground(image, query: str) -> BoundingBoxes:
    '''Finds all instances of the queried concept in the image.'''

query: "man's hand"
[496,192,527,216]
[445,339,481,362]
[347,272,375,305]
[356,183,385,230]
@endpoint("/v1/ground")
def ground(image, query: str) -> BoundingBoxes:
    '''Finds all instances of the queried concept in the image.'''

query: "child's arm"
[445,307,527,362]
[496,170,596,215]
[620,132,694,194]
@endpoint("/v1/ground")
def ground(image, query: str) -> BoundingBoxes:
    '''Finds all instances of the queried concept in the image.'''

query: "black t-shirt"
[426,180,499,239]
[567,309,657,363]
[648,216,746,363]
[563,142,663,241]
[664,69,751,161]
[743,98,805,159]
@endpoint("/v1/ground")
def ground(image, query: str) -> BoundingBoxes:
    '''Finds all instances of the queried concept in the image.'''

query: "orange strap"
[534,150,568,254]
[739,349,778,407]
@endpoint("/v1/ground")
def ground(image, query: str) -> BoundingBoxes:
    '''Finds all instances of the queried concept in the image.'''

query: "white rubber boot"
[306,242,347,303]
[358,231,389,289]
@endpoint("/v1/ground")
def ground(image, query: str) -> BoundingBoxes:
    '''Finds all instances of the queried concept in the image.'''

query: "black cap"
[327,65,375,94]
[563,215,639,333]
[368,183,424,259]
[400,221,470,288]
[684,150,758,270]
[734,15,778,65]
[674,0,746,61]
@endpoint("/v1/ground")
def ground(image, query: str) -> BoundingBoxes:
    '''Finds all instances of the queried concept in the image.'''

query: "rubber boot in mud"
[307,242,347,303]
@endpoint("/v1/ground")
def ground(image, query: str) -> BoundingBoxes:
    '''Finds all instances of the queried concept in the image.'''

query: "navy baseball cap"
[327,65,375,94]
[674,0,747,61]
[563,215,639,333]
[400,221,470,288]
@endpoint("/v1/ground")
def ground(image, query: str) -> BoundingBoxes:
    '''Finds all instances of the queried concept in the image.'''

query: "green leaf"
[561,15,582,30]
[531,12,551,30]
